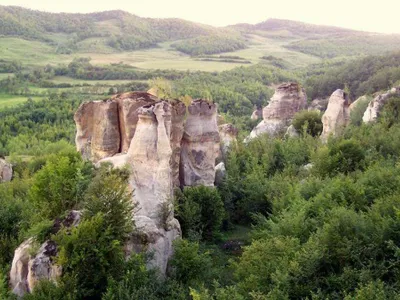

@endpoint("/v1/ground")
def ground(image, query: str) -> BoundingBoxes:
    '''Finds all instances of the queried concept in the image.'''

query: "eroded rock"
[321,89,350,141]
[0,158,12,183]
[215,162,226,186]
[10,211,81,297]
[218,123,238,162]
[363,86,400,123]
[180,100,220,187]
[248,83,307,140]
[74,100,120,161]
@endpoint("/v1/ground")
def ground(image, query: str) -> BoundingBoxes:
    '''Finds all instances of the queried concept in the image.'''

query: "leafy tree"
[292,110,323,137]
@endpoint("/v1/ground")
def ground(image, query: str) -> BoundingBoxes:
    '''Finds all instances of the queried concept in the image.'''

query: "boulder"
[0,158,12,183]
[321,89,350,141]
[349,95,368,112]
[363,86,400,123]
[247,83,307,140]
[285,124,299,138]
[218,123,238,161]
[251,108,262,120]
[10,211,81,297]
[308,98,328,112]
[180,100,220,187]
[74,100,120,162]
[214,162,226,186]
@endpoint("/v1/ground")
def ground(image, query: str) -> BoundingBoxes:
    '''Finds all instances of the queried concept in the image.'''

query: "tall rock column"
[320,89,350,141]
[180,100,220,187]
[124,101,181,274]
[247,83,307,140]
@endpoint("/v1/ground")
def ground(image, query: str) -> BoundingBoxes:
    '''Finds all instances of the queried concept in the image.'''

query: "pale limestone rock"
[112,92,158,153]
[74,100,120,162]
[10,211,81,297]
[285,124,299,138]
[248,83,307,140]
[218,123,238,162]
[215,162,226,186]
[349,95,368,112]
[0,158,12,182]
[363,86,400,123]
[321,89,350,141]
[180,100,220,187]
[251,108,262,120]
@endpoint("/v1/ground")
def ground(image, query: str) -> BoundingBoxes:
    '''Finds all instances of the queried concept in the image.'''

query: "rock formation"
[180,100,220,187]
[349,95,368,112]
[284,124,299,138]
[215,162,226,186]
[74,100,120,161]
[0,158,12,183]
[10,211,81,297]
[247,83,307,140]
[320,89,350,141]
[251,107,262,120]
[363,87,400,123]
[218,123,238,162]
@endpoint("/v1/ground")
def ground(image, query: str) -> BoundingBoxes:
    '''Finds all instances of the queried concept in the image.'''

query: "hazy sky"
[2,0,400,34]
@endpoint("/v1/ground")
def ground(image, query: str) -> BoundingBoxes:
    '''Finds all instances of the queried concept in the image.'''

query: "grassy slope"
[0,94,42,109]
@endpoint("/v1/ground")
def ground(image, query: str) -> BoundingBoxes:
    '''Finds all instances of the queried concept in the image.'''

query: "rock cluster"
[0,158,12,183]
[73,94,224,275]
[320,89,350,141]
[248,83,307,140]
[10,211,81,297]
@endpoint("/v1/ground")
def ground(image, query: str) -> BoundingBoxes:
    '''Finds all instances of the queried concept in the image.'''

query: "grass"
[0,73,13,80]
[0,94,43,110]
[50,76,144,85]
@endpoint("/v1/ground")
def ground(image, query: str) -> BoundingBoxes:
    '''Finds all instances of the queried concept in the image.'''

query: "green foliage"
[23,280,73,300]
[83,163,135,241]
[380,96,400,128]
[175,186,225,240]
[292,110,323,137]
[172,34,246,55]
[29,150,92,219]
[350,96,372,126]
[169,239,213,285]
[54,214,125,299]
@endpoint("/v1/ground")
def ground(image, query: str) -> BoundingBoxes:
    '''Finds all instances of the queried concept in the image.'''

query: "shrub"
[175,186,225,240]
[350,96,372,126]
[292,110,323,137]
[380,96,400,128]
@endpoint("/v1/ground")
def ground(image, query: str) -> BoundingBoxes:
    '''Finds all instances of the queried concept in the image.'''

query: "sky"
[1,0,400,34]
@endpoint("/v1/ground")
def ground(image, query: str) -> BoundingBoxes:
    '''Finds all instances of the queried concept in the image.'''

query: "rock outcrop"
[180,100,220,187]
[321,89,350,141]
[247,83,307,140]
[0,158,12,183]
[251,107,262,120]
[363,87,400,123]
[218,123,238,162]
[308,98,328,112]
[10,211,81,297]
[284,124,299,138]
[215,162,226,186]
[349,95,368,112]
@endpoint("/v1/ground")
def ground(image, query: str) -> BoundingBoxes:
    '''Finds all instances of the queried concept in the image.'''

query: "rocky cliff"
[320,89,350,141]
[248,83,307,140]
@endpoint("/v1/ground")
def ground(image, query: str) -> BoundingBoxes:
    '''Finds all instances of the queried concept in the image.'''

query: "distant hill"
[1,5,400,68]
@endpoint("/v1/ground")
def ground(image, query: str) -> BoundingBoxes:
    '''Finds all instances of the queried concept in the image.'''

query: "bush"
[292,110,323,137]
[350,96,372,126]
[175,186,225,240]
[54,214,125,299]
[380,96,400,128]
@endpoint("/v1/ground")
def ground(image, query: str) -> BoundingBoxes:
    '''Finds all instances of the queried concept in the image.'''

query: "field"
[0,35,322,72]
[0,94,43,110]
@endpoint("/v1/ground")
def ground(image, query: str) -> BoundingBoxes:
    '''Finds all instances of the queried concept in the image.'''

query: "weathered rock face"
[180,100,220,187]
[0,158,12,183]
[248,83,307,140]
[112,92,158,153]
[321,89,350,141]
[10,211,81,297]
[284,124,299,138]
[363,87,400,123]
[218,123,238,162]
[169,100,186,187]
[74,100,120,161]
[214,162,226,186]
